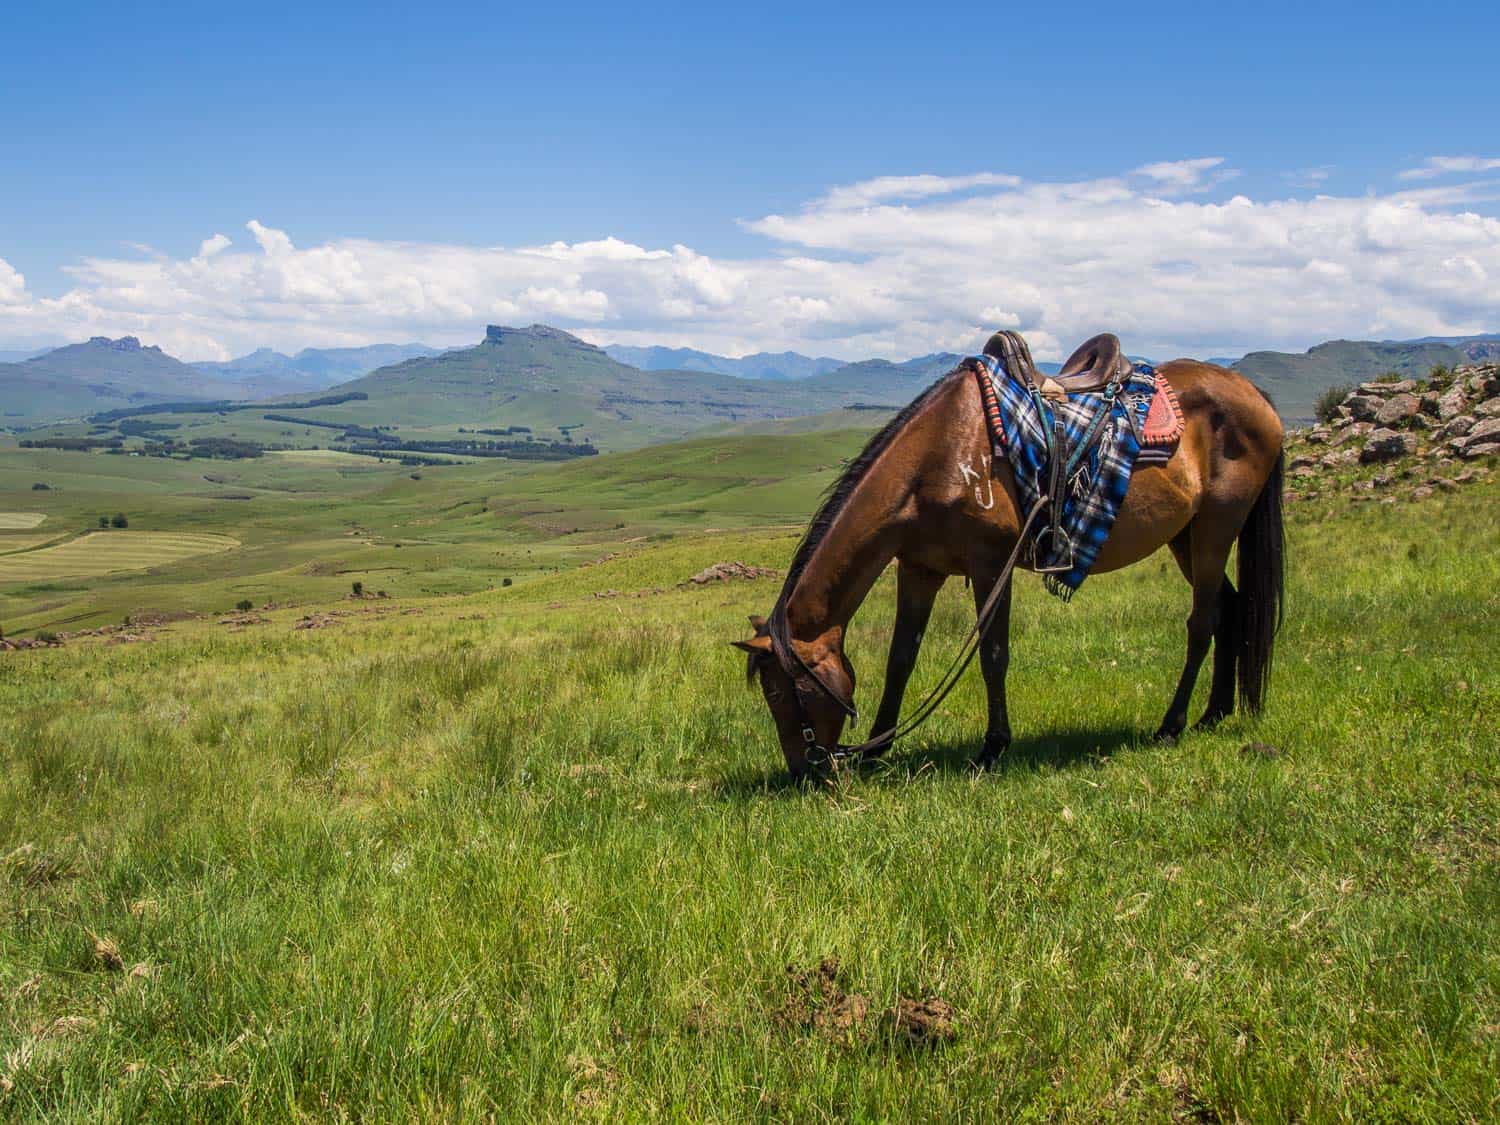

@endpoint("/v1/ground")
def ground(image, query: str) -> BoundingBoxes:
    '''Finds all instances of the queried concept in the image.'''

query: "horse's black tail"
[1236,450,1285,713]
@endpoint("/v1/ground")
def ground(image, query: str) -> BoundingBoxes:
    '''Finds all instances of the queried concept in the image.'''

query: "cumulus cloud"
[2,160,1498,362]
[1399,155,1500,181]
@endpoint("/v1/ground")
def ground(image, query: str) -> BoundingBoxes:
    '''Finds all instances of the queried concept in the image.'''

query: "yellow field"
[0,533,63,555]
[0,511,47,529]
[0,530,239,582]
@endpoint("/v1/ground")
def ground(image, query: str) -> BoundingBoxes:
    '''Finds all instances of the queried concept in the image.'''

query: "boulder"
[1410,485,1435,501]
[1374,393,1422,426]
[1320,449,1358,469]
[1438,415,1476,441]
[1359,429,1416,463]
[1344,394,1384,422]
[1437,384,1469,421]
[1358,379,1417,395]
[1460,442,1500,460]
[1476,397,1500,419]
[1466,368,1500,399]
[1328,421,1372,446]
[1467,416,1500,444]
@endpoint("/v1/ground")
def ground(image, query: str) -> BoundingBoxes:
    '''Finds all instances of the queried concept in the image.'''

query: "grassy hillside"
[0,479,1494,1119]
[220,325,950,452]
[1235,337,1500,419]
[0,426,876,633]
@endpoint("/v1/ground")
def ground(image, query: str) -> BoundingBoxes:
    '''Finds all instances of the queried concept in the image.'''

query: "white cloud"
[1399,155,1500,181]
[818,173,1023,210]
[2,160,1498,363]
[197,233,232,259]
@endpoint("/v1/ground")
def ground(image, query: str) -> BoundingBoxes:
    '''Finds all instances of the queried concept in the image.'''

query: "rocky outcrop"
[1281,362,1498,505]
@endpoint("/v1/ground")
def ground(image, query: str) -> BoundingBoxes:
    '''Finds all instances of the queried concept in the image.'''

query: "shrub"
[35,630,59,644]
[1373,370,1403,384]
[409,473,422,480]
[31,482,49,491]
[98,515,110,529]
[1429,363,1452,385]
[502,577,513,588]
[351,581,364,597]
[111,513,128,528]
[1315,382,1354,423]
[236,599,253,612]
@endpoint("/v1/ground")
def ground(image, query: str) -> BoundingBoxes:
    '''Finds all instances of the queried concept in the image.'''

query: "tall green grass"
[0,487,1495,1120]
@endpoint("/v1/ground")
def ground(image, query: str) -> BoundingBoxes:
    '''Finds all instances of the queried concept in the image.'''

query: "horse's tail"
[1236,448,1285,713]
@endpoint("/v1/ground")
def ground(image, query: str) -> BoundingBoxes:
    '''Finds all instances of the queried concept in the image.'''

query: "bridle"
[763,493,1048,771]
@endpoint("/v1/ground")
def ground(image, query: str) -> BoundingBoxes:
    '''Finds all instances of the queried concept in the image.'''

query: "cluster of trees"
[97,513,128,528]
[19,436,123,451]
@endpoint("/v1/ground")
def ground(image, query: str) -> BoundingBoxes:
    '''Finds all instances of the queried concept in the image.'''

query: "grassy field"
[0,463,1495,1119]
[0,514,47,530]
[0,532,239,583]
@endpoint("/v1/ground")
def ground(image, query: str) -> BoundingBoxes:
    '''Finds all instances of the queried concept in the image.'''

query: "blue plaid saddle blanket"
[972,353,1163,599]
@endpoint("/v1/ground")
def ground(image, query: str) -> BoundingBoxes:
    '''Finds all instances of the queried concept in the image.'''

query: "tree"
[351,581,364,597]
[111,513,128,528]
[99,515,110,528]
[236,599,253,612]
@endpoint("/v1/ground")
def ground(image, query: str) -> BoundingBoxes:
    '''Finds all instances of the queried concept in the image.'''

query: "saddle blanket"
[972,354,1183,598]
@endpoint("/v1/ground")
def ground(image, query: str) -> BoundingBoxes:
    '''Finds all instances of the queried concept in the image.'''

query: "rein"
[772,495,1048,769]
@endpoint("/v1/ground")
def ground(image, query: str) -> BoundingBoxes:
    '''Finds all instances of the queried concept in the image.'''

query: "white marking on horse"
[959,453,996,510]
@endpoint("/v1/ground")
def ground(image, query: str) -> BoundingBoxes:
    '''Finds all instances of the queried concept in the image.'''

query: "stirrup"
[1031,525,1075,574]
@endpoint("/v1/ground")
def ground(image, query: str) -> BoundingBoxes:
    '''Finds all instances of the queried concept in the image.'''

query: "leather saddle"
[983,330,1132,395]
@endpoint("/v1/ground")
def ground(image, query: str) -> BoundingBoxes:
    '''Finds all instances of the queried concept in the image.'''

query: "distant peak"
[88,335,144,351]
[484,324,598,350]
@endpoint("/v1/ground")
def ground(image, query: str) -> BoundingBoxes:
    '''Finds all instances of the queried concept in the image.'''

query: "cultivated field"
[0,531,239,583]
[0,512,47,529]
[1,466,1495,1120]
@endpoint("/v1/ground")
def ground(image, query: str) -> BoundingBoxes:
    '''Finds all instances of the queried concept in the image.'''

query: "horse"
[733,331,1285,779]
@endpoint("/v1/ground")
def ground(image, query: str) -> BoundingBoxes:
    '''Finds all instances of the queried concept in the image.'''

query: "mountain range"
[5,325,1498,431]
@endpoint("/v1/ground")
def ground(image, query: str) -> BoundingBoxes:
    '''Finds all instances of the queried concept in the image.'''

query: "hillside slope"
[291,325,958,449]
[0,336,242,422]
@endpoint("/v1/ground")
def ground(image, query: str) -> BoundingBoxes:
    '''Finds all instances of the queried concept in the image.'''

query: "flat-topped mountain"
[0,335,241,421]
[281,324,955,449]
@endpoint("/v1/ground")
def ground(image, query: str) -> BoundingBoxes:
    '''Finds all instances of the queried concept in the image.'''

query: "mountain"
[0,347,52,364]
[0,336,242,422]
[603,344,845,381]
[198,342,439,398]
[1233,335,1500,420]
[272,324,959,450]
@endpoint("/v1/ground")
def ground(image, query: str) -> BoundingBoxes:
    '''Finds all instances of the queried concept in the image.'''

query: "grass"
[0,532,239,583]
[0,474,1495,1120]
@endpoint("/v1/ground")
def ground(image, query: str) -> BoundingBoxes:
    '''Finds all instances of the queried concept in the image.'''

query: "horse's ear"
[731,634,773,655]
[747,614,768,634]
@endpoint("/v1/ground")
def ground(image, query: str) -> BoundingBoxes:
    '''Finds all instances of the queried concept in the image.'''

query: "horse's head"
[732,614,855,778]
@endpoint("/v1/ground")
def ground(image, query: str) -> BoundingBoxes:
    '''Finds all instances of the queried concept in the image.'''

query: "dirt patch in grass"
[888,997,957,1046]
[775,957,872,1039]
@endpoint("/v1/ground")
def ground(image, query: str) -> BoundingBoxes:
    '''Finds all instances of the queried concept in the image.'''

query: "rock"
[1370,472,1393,489]
[1328,422,1371,446]
[1288,454,1317,470]
[1437,384,1469,421]
[1435,478,1459,492]
[1476,397,1500,419]
[1291,466,1316,479]
[1438,415,1476,441]
[1467,369,1500,399]
[1467,416,1500,444]
[683,561,779,585]
[1320,449,1358,469]
[1455,468,1484,484]
[1350,478,1375,492]
[1410,485,1434,500]
[1304,426,1330,444]
[1374,393,1422,426]
[1359,429,1416,463]
[1460,442,1500,460]
[1358,379,1417,395]
[1344,395,1384,422]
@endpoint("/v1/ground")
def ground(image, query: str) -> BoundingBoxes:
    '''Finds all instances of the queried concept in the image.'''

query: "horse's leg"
[969,572,1014,769]
[1156,527,1236,743]
[1167,536,1240,730]
[866,560,944,758]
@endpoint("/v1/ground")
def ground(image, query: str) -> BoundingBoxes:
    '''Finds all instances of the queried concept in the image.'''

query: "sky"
[1,0,1498,363]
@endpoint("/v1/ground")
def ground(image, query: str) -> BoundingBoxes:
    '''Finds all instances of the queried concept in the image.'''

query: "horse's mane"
[766,367,963,669]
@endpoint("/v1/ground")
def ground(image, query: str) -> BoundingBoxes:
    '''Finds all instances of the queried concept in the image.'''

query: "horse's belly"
[1090,462,1198,572]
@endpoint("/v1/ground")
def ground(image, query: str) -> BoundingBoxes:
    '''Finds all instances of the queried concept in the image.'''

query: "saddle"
[984,331,1132,396]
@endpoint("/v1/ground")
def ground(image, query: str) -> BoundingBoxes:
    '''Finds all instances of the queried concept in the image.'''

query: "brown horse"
[734,332,1285,778]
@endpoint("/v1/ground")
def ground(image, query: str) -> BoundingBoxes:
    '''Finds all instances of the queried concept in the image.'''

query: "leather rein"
[769,495,1048,769]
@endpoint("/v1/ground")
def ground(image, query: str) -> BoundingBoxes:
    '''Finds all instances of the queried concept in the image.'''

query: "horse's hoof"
[1193,710,1230,732]
[1152,728,1180,746]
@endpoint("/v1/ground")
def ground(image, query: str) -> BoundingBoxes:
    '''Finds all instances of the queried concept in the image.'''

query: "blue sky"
[2,0,1497,360]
